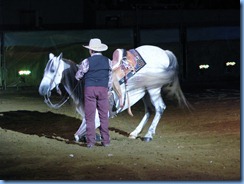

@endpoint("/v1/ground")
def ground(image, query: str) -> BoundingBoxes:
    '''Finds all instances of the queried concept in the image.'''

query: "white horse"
[38,45,190,142]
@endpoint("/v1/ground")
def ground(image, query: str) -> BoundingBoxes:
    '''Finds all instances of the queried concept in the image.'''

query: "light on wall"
[199,64,210,69]
[226,62,236,66]
[18,70,31,76]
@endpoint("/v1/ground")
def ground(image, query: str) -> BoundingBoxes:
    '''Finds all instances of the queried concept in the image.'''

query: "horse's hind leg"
[143,87,166,142]
[129,93,153,139]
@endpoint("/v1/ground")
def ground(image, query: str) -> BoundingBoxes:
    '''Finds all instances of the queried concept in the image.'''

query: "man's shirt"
[75,53,112,90]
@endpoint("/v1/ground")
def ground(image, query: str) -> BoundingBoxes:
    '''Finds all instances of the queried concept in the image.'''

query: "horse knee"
[156,105,166,116]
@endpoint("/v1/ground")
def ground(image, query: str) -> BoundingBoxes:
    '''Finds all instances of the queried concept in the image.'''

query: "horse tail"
[164,50,192,110]
[166,74,192,110]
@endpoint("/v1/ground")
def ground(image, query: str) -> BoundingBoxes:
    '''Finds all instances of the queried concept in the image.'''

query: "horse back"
[135,45,170,71]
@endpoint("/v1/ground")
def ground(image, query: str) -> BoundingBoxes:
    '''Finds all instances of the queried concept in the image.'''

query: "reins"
[44,76,82,109]
[44,94,70,109]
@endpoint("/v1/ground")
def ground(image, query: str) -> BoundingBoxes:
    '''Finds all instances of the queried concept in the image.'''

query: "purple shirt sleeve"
[75,59,89,80]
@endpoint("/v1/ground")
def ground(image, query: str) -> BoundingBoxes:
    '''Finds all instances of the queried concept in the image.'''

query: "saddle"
[110,48,146,117]
[112,49,137,81]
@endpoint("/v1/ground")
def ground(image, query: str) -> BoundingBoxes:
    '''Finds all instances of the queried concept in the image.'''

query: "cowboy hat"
[83,38,108,52]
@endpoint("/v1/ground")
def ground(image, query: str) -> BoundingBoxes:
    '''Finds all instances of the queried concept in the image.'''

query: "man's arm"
[75,59,89,80]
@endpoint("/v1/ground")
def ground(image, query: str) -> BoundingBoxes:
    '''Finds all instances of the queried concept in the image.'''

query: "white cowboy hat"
[83,38,108,52]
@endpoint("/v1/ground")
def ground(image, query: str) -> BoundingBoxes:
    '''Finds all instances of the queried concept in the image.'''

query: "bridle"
[42,58,73,109]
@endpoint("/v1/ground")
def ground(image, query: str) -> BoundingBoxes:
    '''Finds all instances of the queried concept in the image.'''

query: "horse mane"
[61,58,84,105]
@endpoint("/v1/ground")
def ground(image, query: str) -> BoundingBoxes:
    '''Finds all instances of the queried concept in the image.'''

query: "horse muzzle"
[38,85,51,97]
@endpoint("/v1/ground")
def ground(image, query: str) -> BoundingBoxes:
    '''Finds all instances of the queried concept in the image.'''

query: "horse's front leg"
[74,118,86,142]
[74,109,101,142]
[74,105,86,141]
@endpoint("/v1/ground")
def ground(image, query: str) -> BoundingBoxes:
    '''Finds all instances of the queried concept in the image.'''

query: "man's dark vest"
[84,55,110,87]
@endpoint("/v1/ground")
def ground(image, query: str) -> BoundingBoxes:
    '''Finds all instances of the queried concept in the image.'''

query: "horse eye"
[50,68,55,73]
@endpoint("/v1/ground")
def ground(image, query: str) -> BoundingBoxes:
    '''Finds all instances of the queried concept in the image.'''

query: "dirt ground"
[0,86,240,181]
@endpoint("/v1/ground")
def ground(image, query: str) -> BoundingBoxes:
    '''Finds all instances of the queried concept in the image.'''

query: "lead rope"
[44,77,83,109]
[44,94,70,109]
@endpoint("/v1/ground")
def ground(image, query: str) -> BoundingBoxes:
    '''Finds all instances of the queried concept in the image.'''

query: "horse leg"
[129,93,153,139]
[143,87,166,142]
[74,106,85,142]
[74,118,86,142]
[74,109,101,142]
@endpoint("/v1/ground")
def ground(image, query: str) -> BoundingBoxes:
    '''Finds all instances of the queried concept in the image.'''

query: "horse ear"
[49,53,54,59]
[58,53,63,59]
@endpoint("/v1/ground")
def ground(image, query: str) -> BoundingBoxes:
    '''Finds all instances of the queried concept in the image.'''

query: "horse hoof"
[143,137,152,142]
[74,135,80,142]
[96,133,102,142]
[80,136,87,143]
[128,135,137,139]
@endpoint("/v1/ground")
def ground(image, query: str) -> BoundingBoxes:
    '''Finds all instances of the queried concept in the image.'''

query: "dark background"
[0,0,239,30]
[0,0,240,90]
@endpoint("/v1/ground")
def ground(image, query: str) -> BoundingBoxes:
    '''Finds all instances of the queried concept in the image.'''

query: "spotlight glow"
[18,70,31,76]
[199,64,210,69]
[226,62,236,66]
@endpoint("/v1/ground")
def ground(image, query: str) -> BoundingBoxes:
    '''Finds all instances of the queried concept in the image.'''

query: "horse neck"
[61,60,84,104]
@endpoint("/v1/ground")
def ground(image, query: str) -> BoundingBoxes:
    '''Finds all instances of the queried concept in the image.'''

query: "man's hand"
[75,72,82,81]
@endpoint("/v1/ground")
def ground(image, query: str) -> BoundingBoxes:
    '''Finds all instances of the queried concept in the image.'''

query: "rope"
[44,79,82,109]
[44,94,70,109]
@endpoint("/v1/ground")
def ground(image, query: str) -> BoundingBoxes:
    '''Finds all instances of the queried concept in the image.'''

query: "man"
[75,38,112,148]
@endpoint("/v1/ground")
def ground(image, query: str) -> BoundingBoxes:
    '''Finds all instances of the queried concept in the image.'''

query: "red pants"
[84,86,110,145]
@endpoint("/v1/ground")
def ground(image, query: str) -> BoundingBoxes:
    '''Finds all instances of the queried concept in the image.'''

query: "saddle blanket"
[119,49,146,85]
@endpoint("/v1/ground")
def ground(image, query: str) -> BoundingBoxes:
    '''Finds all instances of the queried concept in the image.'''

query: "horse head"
[38,53,70,97]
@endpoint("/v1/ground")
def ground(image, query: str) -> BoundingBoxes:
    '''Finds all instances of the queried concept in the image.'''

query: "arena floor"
[0,86,240,180]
